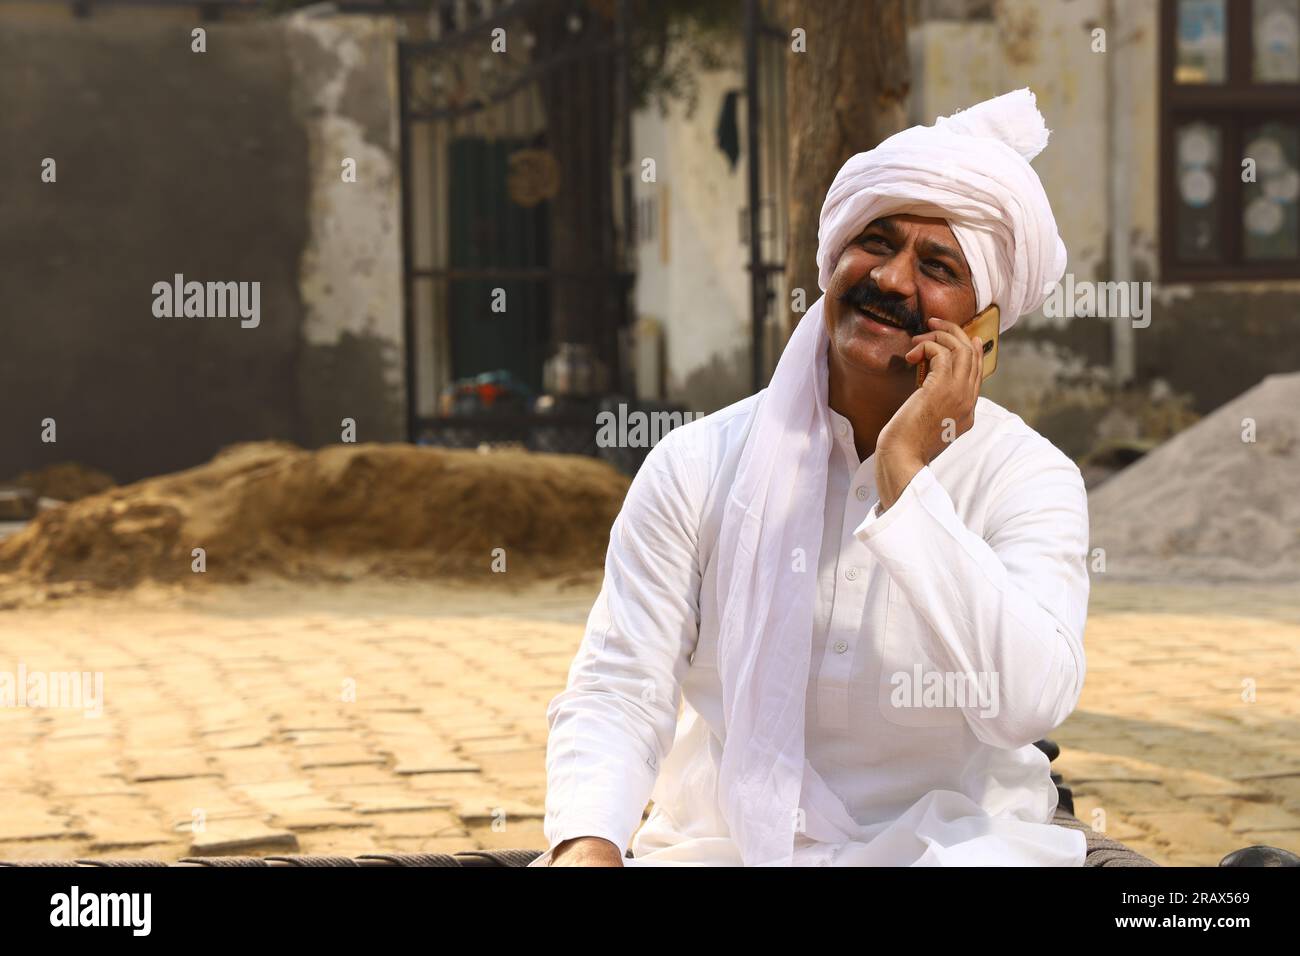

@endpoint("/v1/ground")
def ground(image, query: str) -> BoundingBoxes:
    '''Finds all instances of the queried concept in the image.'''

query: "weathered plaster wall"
[0,10,404,483]
[287,13,406,449]
[0,17,309,484]
[631,56,753,414]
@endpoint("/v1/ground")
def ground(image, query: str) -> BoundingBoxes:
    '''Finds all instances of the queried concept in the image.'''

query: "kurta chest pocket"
[876,581,970,729]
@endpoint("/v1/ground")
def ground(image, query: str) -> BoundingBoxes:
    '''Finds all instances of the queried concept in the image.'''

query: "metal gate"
[743,0,789,390]
[399,0,634,452]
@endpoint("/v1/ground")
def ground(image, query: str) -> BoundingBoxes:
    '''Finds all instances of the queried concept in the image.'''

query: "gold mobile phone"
[915,303,1000,386]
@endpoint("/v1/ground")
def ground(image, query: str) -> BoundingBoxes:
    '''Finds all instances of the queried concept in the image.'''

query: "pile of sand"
[0,441,629,602]
[7,462,117,501]
[1088,372,1300,583]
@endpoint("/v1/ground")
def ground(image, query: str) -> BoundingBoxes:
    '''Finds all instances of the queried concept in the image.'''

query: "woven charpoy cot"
[7,818,1298,867]
[0,850,545,868]
[0,819,1148,867]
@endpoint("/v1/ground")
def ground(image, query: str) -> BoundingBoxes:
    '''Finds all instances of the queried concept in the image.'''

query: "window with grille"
[1161,0,1300,280]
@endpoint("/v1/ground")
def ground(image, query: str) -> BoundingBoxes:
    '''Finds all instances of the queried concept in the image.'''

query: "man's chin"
[831,333,911,379]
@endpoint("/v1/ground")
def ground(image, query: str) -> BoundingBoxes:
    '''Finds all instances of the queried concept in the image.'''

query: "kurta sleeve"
[541,430,705,855]
[852,437,1090,750]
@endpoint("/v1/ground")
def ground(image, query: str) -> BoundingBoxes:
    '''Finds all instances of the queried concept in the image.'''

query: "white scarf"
[713,89,1068,865]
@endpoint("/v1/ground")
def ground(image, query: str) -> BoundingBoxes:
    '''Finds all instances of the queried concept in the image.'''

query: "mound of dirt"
[7,462,117,501]
[1087,372,1300,583]
[0,441,629,600]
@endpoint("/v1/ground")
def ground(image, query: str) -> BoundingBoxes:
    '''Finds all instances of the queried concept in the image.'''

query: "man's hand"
[875,316,984,510]
[547,836,625,867]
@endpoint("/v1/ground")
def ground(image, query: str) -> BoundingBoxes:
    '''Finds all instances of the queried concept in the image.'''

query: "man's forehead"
[869,212,955,237]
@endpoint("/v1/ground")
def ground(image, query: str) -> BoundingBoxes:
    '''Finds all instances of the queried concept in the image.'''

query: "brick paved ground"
[0,577,1296,865]
[1058,582,1300,866]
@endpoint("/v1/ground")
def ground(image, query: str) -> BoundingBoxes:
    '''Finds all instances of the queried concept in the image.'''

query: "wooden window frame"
[1160,0,1300,281]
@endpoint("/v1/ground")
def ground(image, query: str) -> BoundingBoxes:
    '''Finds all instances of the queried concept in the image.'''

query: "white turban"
[713,89,1066,866]
[816,87,1067,332]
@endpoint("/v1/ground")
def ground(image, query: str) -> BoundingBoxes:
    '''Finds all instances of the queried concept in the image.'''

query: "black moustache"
[838,284,923,335]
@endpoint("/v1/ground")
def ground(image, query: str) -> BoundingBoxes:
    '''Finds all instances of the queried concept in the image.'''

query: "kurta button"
[855,486,869,501]
[845,567,859,581]
[833,640,849,654]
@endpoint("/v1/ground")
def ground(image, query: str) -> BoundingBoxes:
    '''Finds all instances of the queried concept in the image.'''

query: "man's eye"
[926,260,954,277]
[862,236,890,250]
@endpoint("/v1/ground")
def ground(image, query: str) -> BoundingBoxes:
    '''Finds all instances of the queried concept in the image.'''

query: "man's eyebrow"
[858,217,902,242]
[915,236,969,272]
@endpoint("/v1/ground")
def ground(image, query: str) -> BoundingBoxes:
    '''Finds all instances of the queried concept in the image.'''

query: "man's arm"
[541,432,704,863]
[855,441,1090,750]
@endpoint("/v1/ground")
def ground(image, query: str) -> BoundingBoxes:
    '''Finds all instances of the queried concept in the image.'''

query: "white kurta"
[536,390,1090,866]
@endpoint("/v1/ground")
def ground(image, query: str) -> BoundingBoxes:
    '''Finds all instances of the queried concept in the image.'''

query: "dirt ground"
[0,575,1296,866]
[0,443,629,601]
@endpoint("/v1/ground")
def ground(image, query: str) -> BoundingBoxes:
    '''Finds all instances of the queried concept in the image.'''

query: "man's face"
[824,213,978,379]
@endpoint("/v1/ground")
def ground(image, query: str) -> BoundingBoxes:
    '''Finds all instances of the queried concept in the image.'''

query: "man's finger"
[949,332,974,381]
[925,317,968,339]
[925,328,968,354]
[913,339,953,375]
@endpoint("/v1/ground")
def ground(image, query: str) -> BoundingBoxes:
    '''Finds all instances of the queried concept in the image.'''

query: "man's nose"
[869,253,917,301]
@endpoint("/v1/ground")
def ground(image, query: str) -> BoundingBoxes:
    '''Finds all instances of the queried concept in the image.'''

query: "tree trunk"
[781,0,910,336]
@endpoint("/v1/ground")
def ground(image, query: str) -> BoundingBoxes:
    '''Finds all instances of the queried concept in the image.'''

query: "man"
[534,88,1089,866]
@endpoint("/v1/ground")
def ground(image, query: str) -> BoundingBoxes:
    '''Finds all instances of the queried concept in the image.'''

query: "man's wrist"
[876,438,926,465]
[874,446,926,511]
[551,835,621,861]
